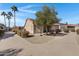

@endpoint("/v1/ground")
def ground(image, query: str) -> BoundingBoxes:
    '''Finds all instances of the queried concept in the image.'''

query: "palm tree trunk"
[14,11,16,27]
[4,16,6,27]
[8,19,10,31]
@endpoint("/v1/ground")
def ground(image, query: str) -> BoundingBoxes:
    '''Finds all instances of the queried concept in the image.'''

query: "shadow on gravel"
[46,33,67,36]
[1,32,15,39]
[0,48,23,56]
[27,35,34,38]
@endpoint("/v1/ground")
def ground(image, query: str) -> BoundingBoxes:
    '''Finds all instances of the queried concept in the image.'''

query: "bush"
[12,27,23,34]
[17,30,21,36]
[16,29,29,38]
[76,29,79,34]
[64,29,69,33]
[12,27,29,38]
[0,29,4,37]
[20,30,29,38]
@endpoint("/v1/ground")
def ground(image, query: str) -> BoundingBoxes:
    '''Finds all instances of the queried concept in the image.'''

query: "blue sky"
[0,3,79,27]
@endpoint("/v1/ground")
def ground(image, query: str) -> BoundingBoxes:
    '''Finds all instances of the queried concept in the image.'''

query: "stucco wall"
[24,19,34,34]
[75,26,79,30]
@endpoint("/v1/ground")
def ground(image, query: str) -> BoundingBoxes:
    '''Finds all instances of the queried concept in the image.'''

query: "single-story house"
[51,23,67,31]
[75,24,79,30]
[51,23,79,31]
[24,18,79,34]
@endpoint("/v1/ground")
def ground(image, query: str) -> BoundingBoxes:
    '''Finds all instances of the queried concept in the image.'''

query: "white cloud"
[18,8,36,14]
[0,4,39,27]
[18,5,37,14]
[20,5,33,10]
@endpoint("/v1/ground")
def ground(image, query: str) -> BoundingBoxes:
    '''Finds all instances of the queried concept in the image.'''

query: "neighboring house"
[66,24,79,31]
[51,23,79,31]
[66,24,75,31]
[51,23,67,31]
[0,23,6,30]
[74,24,79,30]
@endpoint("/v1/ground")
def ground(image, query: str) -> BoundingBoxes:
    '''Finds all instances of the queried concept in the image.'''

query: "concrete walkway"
[0,32,79,56]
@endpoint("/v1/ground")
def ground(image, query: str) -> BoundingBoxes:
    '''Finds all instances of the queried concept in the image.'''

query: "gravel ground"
[0,32,79,56]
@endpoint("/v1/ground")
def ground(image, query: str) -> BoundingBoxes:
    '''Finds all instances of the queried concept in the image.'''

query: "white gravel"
[0,32,79,56]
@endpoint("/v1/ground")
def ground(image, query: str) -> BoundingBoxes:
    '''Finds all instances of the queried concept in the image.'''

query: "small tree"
[43,6,60,34]
[36,6,60,35]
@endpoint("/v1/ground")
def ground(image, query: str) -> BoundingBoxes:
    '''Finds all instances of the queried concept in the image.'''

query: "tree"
[1,11,7,27]
[43,6,60,34]
[36,6,60,34]
[6,12,13,31]
[66,22,68,25]
[36,11,46,35]
[11,5,18,27]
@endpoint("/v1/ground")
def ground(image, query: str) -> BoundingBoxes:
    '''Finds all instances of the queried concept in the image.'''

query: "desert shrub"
[76,29,79,35]
[64,29,69,33]
[12,27,23,33]
[21,30,29,38]
[20,29,29,38]
[0,29,4,37]
[17,30,22,36]
[12,27,29,38]
[17,30,29,38]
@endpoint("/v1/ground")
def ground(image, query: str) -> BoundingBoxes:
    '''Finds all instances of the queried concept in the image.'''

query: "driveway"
[0,32,79,56]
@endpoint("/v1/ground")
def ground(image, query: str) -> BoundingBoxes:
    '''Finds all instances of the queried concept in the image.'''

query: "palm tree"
[11,5,18,27]
[1,11,7,27]
[6,12,13,31]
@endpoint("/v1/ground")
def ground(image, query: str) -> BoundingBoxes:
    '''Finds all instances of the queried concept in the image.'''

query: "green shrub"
[0,29,4,37]
[76,29,79,34]
[64,29,69,33]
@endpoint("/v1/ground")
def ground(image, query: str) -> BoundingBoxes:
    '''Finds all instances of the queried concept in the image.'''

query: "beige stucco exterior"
[24,18,34,34]
[51,23,67,31]
[75,25,79,30]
